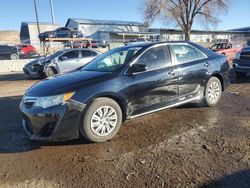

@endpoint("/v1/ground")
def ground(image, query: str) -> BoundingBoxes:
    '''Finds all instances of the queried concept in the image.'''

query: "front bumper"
[20,99,86,142]
[23,64,45,78]
[233,59,250,73]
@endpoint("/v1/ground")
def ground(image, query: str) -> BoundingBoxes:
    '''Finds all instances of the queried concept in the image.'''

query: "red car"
[17,44,37,56]
[209,42,241,63]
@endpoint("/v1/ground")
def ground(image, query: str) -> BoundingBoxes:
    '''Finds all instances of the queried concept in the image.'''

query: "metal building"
[65,18,158,42]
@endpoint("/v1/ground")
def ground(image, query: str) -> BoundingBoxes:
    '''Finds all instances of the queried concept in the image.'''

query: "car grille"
[240,51,250,61]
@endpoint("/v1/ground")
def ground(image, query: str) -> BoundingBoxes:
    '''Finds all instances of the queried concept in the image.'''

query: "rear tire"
[72,33,79,38]
[48,32,55,38]
[10,53,18,60]
[201,77,222,107]
[80,98,122,143]
[28,51,35,56]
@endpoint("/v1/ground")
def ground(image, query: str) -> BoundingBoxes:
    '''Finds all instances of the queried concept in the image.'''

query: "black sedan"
[38,27,83,41]
[20,42,230,142]
[0,45,24,60]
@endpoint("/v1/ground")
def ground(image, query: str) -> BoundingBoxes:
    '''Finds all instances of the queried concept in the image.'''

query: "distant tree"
[143,0,230,40]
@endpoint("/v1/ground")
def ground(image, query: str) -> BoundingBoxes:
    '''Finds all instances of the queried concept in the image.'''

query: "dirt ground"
[0,71,250,188]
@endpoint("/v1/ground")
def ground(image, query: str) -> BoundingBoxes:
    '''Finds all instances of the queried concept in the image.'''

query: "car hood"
[25,57,48,67]
[25,57,50,66]
[25,70,111,97]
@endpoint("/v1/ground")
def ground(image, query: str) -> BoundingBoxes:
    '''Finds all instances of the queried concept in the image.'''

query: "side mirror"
[127,64,148,75]
[60,56,67,61]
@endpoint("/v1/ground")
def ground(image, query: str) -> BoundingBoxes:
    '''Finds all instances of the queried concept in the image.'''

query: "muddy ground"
[0,72,250,188]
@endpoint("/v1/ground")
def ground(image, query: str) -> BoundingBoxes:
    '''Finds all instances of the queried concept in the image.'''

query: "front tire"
[80,98,122,142]
[46,66,57,77]
[202,77,222,107]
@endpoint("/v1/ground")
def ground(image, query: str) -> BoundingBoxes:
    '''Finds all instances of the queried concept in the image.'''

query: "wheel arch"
[210,73,224,91]
[85,94,127,122]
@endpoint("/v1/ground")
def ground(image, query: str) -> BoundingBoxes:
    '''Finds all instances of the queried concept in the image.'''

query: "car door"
[169,44,209,101]
[56,28,70,38]
[57,50,80,72]
[0,46,11,57]
[124,45,179,117]
[0,46,6,56]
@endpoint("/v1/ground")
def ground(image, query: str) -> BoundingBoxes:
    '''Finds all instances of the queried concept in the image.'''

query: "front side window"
[136,46,170,70]
[170,44,207,64]
[82,47,142,72]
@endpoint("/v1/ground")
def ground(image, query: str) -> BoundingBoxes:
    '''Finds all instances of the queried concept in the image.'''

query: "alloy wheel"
[10,53,18,60]
[90,106,118,136]
[207,81,221,104]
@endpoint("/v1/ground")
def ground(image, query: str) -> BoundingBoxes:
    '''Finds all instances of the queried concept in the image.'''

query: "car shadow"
[0,72,41,81]
[0,72,27,81]
[200,169,250,188]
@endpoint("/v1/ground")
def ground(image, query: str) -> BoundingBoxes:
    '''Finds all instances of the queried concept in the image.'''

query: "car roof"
[117,41,216,57]
[60,48,102,54]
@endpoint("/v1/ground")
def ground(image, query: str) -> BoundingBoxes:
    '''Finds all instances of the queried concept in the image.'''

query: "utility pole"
[50,0,55,24]
[33,0,40,35]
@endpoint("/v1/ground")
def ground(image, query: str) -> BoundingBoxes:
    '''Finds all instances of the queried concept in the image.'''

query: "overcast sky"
[0,0,249,31]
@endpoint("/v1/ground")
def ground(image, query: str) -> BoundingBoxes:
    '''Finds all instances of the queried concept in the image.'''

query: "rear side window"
[63,50,79,59]
[81,50,97,57]
[170,44,207,64]
[136,46,171,70]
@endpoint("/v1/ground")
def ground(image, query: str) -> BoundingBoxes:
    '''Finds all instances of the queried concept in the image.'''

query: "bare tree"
[143,0,230,40]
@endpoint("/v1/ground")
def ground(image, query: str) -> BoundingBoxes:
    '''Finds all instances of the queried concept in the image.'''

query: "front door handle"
[204,62,210,67]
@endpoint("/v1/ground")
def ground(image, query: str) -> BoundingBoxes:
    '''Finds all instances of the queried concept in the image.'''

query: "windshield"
[82,47,142,72]
[46,51,64,60]
[210,43,228,50]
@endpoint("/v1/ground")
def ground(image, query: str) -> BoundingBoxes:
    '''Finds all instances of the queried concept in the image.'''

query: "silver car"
[44,48,102,77]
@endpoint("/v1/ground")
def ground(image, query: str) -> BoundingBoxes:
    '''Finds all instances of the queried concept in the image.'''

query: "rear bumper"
[20,99,86,142]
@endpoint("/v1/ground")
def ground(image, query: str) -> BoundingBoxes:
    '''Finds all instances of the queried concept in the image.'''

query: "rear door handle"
[204,62,210,67]
[168,69,176,76]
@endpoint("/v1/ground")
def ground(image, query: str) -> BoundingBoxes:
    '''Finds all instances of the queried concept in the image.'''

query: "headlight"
[34,92,75,109]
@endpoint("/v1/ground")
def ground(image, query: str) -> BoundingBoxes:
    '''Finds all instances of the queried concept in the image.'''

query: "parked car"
[20,41,230,143]
[38,27,83,41]
[44,48,101,77]
[23,56,52,78]
[209,42,241,61]
[232,46,250,77]
[23,48,101,78]
[124,38,151,46]
[65,40,108,49]
[16,44,37,56]
[90,40,109,48]
[0,45,24,60]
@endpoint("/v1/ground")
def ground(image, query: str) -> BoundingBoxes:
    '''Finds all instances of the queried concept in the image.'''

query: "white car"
[44,48,102,77]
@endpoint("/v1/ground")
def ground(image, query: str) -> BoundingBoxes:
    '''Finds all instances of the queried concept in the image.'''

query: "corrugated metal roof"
[67,18,144,26]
